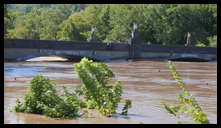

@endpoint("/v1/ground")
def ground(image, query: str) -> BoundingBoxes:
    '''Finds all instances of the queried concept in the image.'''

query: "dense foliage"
[14,75,80,119]
[4,4,216,47]
[74,58,131,116]
[14,58,132,118]
[161,61,210,124]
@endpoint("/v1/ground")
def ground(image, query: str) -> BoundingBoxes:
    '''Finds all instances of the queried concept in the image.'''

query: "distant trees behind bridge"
[4,4,217,47]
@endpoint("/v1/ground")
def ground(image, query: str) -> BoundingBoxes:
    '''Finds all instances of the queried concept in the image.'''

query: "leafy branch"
[14,58,132,118]
[74,58,132,116]
[161,61,210,124]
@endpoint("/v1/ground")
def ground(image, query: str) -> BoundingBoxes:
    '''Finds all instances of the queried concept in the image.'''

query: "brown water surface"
[4,60,217,124]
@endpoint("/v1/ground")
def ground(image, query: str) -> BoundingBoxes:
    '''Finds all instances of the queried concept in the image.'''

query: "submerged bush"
[14,58,132,119]
[121,99,132,115]
[74,58,131,116]
[14,75,80,119]
[161,61,210,124]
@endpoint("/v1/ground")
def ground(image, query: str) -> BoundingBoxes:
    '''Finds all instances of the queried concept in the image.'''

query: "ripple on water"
[4,65,47,77]
[4,61,217,124]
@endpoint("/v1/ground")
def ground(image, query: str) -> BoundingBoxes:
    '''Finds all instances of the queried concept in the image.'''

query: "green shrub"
[14,58,132,119]
[14,75,80,119]
[74,58,131,116]
[161,61,210,124]
[43,100,79,119]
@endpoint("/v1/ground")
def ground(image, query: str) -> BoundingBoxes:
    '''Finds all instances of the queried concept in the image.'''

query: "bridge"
[4,39,217,62]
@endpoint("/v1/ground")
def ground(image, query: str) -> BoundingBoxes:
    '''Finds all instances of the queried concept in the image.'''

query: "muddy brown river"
[4,60,217,124]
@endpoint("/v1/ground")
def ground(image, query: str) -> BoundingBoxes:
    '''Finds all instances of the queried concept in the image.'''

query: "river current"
[4,60,217,124]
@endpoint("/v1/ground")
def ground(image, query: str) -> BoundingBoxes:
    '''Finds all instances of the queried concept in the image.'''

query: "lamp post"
[129,23,139,60]
[185,32,191,47]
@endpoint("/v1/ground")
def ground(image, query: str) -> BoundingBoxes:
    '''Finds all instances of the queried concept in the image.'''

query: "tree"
[4,4,9,37]
[6,4,87,40]
[105,5,135,42]
[39,5,78,40]
[68,4,112,42]
[4,4,21,38]
[5,4,216,47]
[56,19,86,41]
[148,4,217,46]
[208,35,217,47]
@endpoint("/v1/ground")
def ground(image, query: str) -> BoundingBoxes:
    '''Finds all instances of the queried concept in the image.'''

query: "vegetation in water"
[161,61,210,124]
[121,99,132,115]
[74,57,132,116]
[14,75,80,119]
[14,58,132,119]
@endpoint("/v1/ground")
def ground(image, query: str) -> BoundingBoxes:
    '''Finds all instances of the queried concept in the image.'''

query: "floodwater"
[4,59,217,124]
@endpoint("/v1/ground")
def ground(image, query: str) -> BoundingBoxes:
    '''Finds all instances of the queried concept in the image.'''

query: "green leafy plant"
[161,61,210,124]
[14,75,80,119]
[121,99,132,115]
[195,42,206,47]
[74,57,131,116]
[14,58,132,119]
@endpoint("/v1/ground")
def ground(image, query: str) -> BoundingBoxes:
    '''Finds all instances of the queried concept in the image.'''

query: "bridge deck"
[4,39,217,61]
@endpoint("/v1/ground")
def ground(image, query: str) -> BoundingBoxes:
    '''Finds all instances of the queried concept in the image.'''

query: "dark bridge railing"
[136,44,217,54]
[4,39,217,58]
[4,39,129,51]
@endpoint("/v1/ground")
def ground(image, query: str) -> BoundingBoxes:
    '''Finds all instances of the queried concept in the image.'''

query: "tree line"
[4,4,217,47]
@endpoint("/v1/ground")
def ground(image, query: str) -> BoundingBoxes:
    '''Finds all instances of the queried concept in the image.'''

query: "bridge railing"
[4,38,217,55]
[136,44,217,54]
[4,39,129,51]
